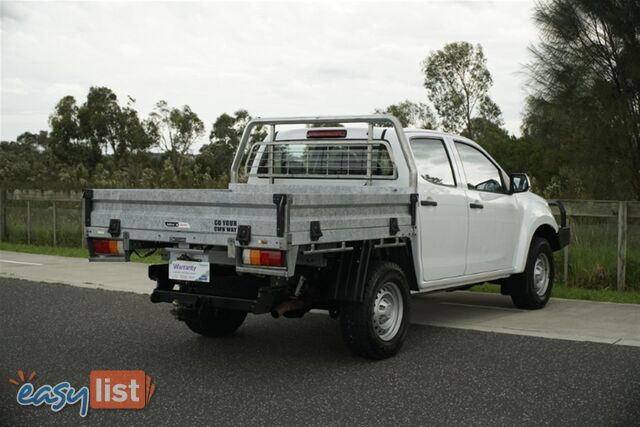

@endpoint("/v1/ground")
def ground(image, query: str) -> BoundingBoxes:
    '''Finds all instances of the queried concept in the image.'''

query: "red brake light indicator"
[306,129,347,139]
[242,249,285,267]
[91,239,124,256]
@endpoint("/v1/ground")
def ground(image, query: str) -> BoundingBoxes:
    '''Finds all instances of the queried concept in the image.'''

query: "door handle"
[420,200,438,207]
[470,202,484,209]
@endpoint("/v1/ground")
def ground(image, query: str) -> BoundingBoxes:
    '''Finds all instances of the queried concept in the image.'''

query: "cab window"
[410,138,456,187]
[455,142,505,193]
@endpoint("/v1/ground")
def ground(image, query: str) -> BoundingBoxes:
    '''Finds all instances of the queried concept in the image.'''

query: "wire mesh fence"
[0,190,85,248]
[5,200,83,247]
[554,215,639,291]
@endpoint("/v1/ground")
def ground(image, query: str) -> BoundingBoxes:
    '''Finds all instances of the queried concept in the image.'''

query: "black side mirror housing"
[510,173,530,193]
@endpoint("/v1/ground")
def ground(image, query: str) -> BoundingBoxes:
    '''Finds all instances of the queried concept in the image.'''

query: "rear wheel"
[508,237,554,309]
[185,304,247,337]
[340,261,411,359]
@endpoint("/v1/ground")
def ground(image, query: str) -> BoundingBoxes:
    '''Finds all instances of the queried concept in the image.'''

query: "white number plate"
[169,261,210,283]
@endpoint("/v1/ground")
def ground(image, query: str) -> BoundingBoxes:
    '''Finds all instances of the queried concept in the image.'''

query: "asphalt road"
[1,278,639,426]
[4,250,640,347]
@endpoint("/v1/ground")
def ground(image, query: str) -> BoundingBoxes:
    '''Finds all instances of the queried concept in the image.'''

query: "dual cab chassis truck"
[85,115,569,359]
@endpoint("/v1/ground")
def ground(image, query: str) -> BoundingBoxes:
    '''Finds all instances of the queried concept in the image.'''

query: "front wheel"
[185,304,247,337]
[339,261,411,359]
[508,237,554,309]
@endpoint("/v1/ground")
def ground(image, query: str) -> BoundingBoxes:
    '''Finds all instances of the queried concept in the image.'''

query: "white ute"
[85,115,570,359]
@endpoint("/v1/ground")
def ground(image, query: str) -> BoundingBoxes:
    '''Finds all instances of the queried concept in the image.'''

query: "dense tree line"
[523,0,640,200]
[0,87,261,190]
[1,0,638,199]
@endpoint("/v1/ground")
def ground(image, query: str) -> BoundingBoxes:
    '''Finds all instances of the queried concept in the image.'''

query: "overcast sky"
[1,0,538,149]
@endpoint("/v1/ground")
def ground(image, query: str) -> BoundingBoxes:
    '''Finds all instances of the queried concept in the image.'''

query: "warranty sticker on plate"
[169,260,210,282]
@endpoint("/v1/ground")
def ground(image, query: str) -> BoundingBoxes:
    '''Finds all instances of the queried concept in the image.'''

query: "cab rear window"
[247,141,396,179]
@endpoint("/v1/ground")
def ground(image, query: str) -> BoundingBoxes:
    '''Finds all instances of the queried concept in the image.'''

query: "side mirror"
[510,173,530,193]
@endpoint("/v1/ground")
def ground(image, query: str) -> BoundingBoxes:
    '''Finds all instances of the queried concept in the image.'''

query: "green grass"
[472,283,640,304]
[557,217,640,291]
[0,242,165,264]
[6,202,84,247]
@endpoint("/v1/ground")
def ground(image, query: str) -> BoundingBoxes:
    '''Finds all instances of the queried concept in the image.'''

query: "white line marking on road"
[0,259,44,266]
[440,301,523,312]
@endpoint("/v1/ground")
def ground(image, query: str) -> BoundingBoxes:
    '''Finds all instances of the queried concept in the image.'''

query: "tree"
[208,109,266,148]
[48,95,86,165]
[77,87,152,165]
[0,135,50,189]
[198,110,266,181]
[374,100,437,128]
[77,87,121,162]
[16,130,49,151]
[118,98,155,155]
[421,42,503,138]
[524,0,640,199]
[209,112,240,147]
[148,100,205,177]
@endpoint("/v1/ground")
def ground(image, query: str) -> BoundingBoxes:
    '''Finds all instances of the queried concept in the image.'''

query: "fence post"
[81,198,86,248]
[0,189,6,242]
[563,246,569,285]
[617,201,628,291]
[26,200,31,245]
[52,201,57,247]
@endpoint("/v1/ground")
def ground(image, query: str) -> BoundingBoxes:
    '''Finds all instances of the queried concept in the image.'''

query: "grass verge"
[472,283,640,304]
[0,242,164,264]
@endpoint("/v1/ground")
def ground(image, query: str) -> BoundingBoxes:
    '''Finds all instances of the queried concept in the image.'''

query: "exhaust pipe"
[170,299,197,321]
[271,299,307,318]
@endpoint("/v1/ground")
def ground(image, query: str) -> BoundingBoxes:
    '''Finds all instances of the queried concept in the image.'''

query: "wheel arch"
[330,239,419,303]
[533,223,561,252]
[512,215,559,273]
[379,241,419,292]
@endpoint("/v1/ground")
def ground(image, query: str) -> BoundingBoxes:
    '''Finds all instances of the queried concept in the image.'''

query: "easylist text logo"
[10,369,156,417]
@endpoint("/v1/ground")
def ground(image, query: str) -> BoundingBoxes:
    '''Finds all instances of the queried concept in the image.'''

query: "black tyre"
[509,237,554,309]
[340,261,411,359]
[185,304,247,337]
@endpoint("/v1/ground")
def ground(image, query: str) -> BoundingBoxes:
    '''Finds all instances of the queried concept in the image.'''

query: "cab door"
[453,141,519,274]
[411,137,468,282]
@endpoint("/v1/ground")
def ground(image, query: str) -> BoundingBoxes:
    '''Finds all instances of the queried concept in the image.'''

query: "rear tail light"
[91,239,124,256]
[242,249,285,267]
[306,129,347,139]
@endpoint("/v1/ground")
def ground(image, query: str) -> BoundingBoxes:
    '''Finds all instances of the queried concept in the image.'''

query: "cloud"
[1,0,537,145]
[45,83,86,99]
[0,1,26,22]
[1,78,30,95]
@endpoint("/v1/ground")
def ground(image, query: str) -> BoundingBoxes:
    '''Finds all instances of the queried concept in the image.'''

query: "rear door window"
[410,138,456,186]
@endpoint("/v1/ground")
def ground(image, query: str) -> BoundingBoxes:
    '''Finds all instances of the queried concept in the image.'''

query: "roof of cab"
[274,126,478,148]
